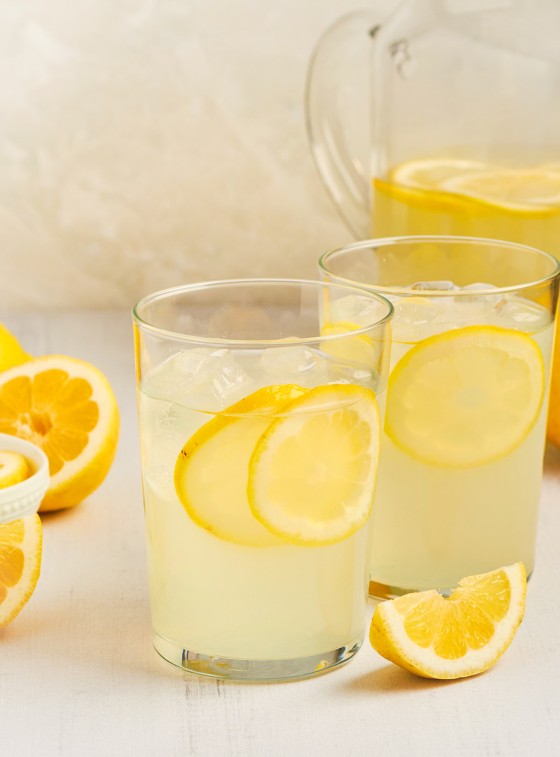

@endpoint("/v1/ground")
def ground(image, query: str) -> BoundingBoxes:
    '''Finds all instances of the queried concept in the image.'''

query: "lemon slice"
[0,514,42,628]
[174,384,306,547]
[247,384,380,546]
[320,321,380,367]
[369,562,526,679]
[442,168,560,212]
[0,355,120,511]
[385,326,544,467]
[390,158,488,190]
[0,451,30,489]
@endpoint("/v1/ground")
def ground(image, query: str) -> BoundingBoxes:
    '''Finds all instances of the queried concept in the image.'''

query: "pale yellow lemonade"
[139,345,384,661]
[370,291,553,593]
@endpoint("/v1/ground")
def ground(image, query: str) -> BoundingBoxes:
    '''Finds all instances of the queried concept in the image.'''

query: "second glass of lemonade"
[320,237,559,598]
[133,279,392,680]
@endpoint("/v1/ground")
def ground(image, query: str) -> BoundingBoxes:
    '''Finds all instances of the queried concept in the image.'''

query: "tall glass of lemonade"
[133,279,392,680]
[320,237,559,598]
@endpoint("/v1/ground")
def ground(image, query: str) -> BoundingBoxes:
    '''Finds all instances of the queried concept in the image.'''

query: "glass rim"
[131,277,394,347]
[318,235,560,298]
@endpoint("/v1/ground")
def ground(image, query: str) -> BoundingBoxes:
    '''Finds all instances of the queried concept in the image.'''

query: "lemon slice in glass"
[247,384,380,546]
[386,325,544,467]
[174,384,305,547]
[369,562,526,679]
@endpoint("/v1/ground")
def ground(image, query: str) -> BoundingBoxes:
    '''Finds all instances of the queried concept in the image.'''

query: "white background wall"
[0,0,396,311]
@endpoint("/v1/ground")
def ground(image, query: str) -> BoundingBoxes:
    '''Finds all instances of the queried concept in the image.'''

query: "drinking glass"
[320,236,560,599]
[133,279,392,680]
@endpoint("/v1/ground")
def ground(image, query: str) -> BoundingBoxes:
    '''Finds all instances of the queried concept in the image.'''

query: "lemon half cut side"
[0,514,42,628]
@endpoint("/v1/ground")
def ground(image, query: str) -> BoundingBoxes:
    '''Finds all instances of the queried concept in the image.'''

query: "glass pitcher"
[306,0,560,247]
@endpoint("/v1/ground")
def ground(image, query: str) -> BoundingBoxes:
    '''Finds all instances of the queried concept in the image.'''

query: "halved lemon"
[0,514,42,628]
[0,355,120,511]
[369,562,526,679]
[0,451,30,489]
[0,323,30,372]
[385,326,544,467]
[174,384,306,547]
[247,384,380,546]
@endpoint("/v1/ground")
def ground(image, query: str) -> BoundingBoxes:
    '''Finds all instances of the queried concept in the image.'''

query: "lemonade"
[139,350,383,666]
[133,280,392,680]
[319,238,559,598]
[370,294,553,594]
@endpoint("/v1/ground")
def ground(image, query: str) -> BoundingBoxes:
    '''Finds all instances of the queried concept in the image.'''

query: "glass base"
[153,632,363,682]
[369,567,534,601]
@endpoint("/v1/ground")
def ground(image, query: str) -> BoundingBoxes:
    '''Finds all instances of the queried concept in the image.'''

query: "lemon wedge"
[247,384,380,546]
[0,451,30,489]
[385,326,544,467]
[369,562,527,679]
[174,384,305,547]
[0,514,42,628]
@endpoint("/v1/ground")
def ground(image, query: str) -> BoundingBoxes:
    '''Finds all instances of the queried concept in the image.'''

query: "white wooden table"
[1,310,559,757]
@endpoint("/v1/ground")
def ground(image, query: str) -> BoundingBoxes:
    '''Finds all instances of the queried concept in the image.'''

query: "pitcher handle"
[305,10,382,239]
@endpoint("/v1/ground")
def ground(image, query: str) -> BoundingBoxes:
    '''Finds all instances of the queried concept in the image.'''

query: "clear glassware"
[320,236,560,598]
[133,279,393,680]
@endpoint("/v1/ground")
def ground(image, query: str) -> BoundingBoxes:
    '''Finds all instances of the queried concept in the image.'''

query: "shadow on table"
[340,664,462,695]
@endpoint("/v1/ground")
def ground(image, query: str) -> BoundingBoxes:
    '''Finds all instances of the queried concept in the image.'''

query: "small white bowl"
[0,433,49,523]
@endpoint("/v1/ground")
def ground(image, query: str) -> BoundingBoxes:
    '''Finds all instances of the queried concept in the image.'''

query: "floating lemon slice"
[390,157,488,190]
[385,326,544,467]
[442,168,560,212]
[248,384,380,546]
[0,451,30,489]
[369,562,526,679]
[320,321,380,368]
[0,514,42,628]
[174,384,306,547]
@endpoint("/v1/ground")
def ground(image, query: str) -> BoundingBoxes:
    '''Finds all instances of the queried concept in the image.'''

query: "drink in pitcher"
[133,280,392,679]
[320,237,560,597]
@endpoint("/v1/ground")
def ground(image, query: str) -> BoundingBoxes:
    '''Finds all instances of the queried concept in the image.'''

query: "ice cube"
[410,280,459,291]
[260,345,317,374]
[327,294,389,327]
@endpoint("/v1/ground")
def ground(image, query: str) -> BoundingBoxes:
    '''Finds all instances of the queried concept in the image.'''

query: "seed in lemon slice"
[442,168,560,212]
[369,562,527,679]
[0,451,30,489]
[0,514,42,628]
[386,326,544,467]
[174,384,306,547]
[247,384,380,546]
[0,355,120,511]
